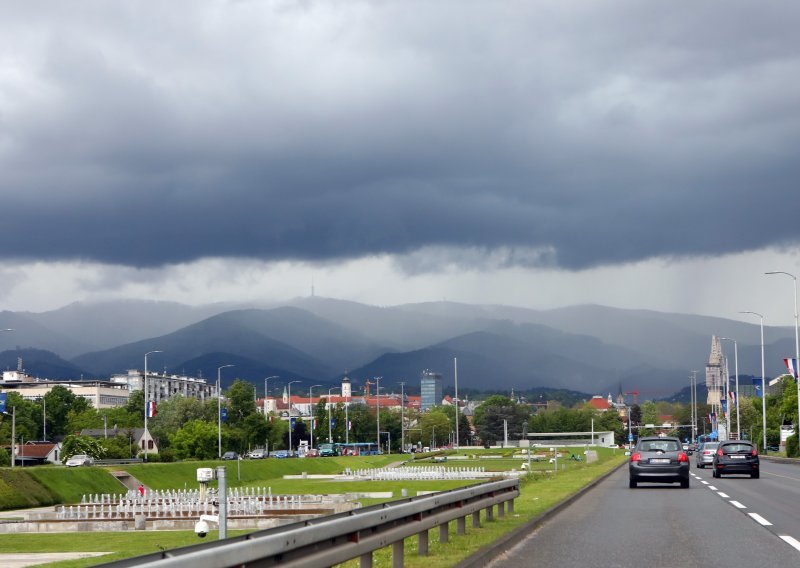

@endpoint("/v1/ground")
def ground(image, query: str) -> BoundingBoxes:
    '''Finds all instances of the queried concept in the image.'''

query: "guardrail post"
[472,511,480,528]
[419,529,429,556]
[508,498,515,514]
[498,501,505,518]
[457,516,466,535]
[486,505,494,521]
[392,540,404,568]
[439,521,449,543]
[360,552,373,568]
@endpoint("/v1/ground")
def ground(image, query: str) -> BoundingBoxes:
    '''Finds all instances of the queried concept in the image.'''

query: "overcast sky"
[1,1,799,325]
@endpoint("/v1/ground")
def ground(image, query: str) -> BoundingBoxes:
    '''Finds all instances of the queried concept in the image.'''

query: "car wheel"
[751,471,760,479]
[629,478,637,489]
[681,478,690,489]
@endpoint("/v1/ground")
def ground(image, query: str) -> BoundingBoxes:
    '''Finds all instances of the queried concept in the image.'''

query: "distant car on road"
[712,441,759,478]
[629,436,690,489]
[65,454,94,467]
[695,442,719,468]
[305,448,320,457]
[222,451,239,460]
[247,449,266,459]
[270,450,289,458]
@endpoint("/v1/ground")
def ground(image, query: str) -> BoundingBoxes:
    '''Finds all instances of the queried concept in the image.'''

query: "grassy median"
[0,449,625,567]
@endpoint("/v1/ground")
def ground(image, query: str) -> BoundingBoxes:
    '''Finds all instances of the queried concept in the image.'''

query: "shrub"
[786,434,799,458]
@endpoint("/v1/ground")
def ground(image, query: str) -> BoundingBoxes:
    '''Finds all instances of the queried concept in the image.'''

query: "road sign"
[628,434,634,442]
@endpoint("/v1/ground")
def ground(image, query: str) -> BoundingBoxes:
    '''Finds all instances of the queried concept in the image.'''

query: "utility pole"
[454,358,459,450]
[399,381,406,453]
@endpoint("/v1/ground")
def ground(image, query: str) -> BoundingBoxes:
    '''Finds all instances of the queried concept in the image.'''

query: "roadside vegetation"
[0,447,624,567]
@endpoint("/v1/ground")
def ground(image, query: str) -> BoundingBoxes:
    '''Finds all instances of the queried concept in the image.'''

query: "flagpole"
[143,350,162,463]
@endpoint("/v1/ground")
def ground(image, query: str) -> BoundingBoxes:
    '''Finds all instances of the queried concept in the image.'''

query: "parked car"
[695,442,719,468]
[712,441,759,478]
[222,451,239,460]
[305,448,320,458]
[65,454,95,467]
[629,436,690,489]
[247,449,266,459]
[270,450,289,458]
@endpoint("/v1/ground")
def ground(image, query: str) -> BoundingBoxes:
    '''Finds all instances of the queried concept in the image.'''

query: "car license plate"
[650,458,670,464]
[730,455,745,459]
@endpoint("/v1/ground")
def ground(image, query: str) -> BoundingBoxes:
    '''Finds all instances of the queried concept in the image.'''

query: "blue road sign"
[0,393,6,413]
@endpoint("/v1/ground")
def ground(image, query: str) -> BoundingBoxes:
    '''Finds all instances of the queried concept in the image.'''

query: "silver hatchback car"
[695,442,719,468]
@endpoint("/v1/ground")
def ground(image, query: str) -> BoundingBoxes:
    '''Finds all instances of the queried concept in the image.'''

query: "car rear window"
[640,440,680,452]
[722,444,754,453]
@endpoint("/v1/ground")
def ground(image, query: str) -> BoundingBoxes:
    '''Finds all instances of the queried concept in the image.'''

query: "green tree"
[66,407,102,434]
[148,396,208,450]
[46,386,91,436]
[61,435,106,461]
[170,419,220,460]
[225,379,258,427]
[639,401,658,436]
[473,395,530,447]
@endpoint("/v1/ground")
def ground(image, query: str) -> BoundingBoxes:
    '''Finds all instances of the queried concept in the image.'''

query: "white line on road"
[717,492,729,498]
[779,535,800,552]
[701,480,709,485]
[730,501,746,509]
[708,485,718,490]
[748,513,773,526]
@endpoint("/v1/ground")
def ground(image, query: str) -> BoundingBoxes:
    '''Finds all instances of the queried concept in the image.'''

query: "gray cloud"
[2,1,799,270]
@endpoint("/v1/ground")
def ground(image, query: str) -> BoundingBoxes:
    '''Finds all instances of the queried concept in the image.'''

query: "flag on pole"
[784,358,799,378]
[290,417,296,431]
[313,419,317,429]
[347,420,352,431]
[729,391,737,406]
[147,401,157,418]
[331,419,336,428]
[0,392,6,413]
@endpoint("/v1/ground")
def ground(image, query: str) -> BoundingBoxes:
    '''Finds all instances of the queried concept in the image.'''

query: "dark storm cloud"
[2,1,800,270]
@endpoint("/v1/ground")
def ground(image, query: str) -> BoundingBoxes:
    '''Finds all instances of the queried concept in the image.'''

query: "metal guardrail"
[96,458,144,465]
[100,477,520,568]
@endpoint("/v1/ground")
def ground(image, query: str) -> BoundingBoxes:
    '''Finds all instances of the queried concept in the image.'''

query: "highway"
[489,458,800,567]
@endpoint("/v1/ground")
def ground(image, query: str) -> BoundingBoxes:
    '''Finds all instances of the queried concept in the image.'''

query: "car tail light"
[717,448,724,456]
[751,448,758,457]
[678,452,689,462]
[630,452,642,463]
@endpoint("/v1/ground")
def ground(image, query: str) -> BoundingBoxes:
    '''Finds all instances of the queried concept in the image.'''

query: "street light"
[217,364,234,459]
[327,387,340,443]
[741,311,768,452]
[264,376,278,415]
[374,377,382,451]
[288,380,301,455]
[309,384,321,450]
[399,381,406,453]
[143,350,163,462]
[454,358,459,450]
[766,271,800,433]
[720,337,740,440]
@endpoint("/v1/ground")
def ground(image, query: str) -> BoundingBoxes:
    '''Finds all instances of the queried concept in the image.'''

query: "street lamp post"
[309,384,321,450]
[399,381,406,453]
[766,271,800,433]
[454,358,459,450]
[327,387,340,443]
[264,376,278,415]
[720,337,740,440]
[288,380,301,455]
[217,364,234,459]
[143,350,163,462]
[741,311,768,452]
[374,377,382,449]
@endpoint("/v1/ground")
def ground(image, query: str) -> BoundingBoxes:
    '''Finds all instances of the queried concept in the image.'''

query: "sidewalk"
[0,553,108,567]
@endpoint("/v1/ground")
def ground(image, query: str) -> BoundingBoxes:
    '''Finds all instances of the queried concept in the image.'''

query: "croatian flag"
[784,358,799,378]
[313,419,317,429]
[729,391,737,407]
[147,401,157,418]
[347,420,352,431]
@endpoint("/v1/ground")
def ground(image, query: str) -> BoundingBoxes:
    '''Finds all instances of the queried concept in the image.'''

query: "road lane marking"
[779,535,800,552]
[717,492,729,498]
[730,501,746,508]
[701,480,709,485]
[748,513,773,526]
[709,485,718,490]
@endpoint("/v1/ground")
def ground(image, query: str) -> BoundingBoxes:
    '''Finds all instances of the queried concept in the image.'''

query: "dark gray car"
[629,436,690,488]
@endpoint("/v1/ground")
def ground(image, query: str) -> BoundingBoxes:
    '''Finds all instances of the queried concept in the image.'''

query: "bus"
[335,442,380,456]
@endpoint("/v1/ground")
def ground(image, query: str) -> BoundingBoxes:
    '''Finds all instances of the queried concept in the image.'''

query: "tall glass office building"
[420,370,442,411]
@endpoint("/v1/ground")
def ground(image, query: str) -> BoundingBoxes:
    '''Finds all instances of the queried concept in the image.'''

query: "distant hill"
[0,348,91,380]
[3,296,795,400]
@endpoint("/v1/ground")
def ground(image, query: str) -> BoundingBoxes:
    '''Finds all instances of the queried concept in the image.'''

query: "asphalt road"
[489,460,800,568]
